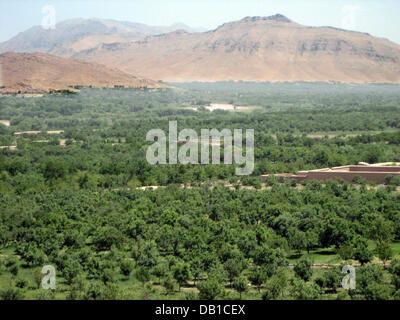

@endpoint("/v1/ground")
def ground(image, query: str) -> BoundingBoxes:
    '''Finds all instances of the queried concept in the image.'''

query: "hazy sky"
[1,0,399,44]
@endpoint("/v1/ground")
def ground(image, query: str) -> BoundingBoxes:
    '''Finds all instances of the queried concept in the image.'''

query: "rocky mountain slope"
[2,14,400,83]
[65,14,400,83]
[0,52,164,93]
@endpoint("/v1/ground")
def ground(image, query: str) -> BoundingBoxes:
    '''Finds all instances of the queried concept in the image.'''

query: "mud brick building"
[261,162,400,184]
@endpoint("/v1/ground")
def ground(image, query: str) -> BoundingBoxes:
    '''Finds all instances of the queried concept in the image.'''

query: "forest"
[0,82,400,300]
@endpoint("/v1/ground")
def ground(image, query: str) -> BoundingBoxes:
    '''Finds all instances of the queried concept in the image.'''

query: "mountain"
[2,14,400,83]
[0,18,206,55]
[60,14,400,83]
[0,52,164,93]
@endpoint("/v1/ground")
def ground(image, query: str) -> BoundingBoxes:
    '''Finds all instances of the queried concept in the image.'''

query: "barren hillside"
[0,52,164,93]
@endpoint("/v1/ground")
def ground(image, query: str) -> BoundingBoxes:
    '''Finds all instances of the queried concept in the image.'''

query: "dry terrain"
[0,52,165,93]
[53,14,400,83]
[1,15,400,83]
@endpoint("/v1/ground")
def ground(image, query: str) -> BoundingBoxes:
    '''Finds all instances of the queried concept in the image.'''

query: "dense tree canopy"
[0,83,399,300]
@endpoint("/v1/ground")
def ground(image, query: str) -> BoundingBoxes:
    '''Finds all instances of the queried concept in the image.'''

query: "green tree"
[197,278,224,300]
[160,209,178,226]
[288,229,306,254]
[63,259,82,285]
[33,268,43,289]
[0,286,24,300]
[248,266,268,293]
[190,258,203,286]
[101,268,115,284]
[224,258,246,287]
[232,275,248,299]
[36,289,56,300]
[84,283,103,300]
[388,258,400,290]
[100,283,121,300]
[353,237,373,265]
[153,261,169,284]
[337,243,354,261]
[290,278,321,300]
[304,230,319,254]
[42,159,67,180]
[294,255,313,281]
[5,258,19,275]
[68,274,87,300]
[162,274,176,294]
[252,247,287,277]
[9,263,19,277]
[315,267,342,293]
[134,240,160,269]
[320,215,353,248]
[375,242,393,266]
[15,278,28,289]
[120,260,134,278]
[363,283,395,300]
[173,263,191,291]
[93,226,124,250]
[262,269,288,300]
[369,216,394,244]
[357,264,384,297]
[136,267,151,287]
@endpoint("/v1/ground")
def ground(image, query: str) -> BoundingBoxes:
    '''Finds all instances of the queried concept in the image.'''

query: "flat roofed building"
[261,162,400,184]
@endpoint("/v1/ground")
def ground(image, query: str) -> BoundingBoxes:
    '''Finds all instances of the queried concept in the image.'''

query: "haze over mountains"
[0,18,206,55]
[1,14,400,86]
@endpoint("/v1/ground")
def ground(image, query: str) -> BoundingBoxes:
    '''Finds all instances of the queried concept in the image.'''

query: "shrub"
[197,278,224,300]
[389,175,400,186]
[35,289,56,300]
[120,260,134,277]
[15,278,28,289]
[337,243,354,261]
[162,274,176,294]
[101,268,116,284]
[352,175,367,184]
[262,270,288,300]
[232,275,248,299]
[0,286,24,300]
[290,278,322,300]
[135,267,151,287]
[294,255,313,281]
[173,263,191,291]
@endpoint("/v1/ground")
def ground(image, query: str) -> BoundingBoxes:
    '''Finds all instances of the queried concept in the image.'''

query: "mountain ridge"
[0,52,165,93]
[62,15,400,83]
[2,15,400,83]
[0,18,206,54]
